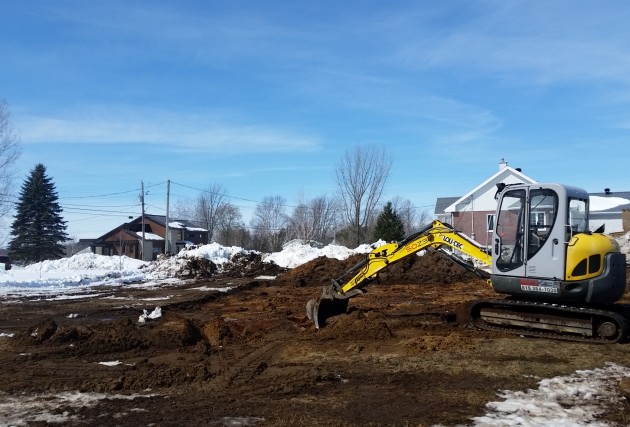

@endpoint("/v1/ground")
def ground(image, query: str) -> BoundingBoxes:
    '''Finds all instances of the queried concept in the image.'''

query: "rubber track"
[469,299,630,343]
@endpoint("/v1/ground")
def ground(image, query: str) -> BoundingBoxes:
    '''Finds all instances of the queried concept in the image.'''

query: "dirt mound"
[278,254,366,287]
[379,250,480,284]
[222,252,288,278]
[277,250,480,288]
[317,310,394,341]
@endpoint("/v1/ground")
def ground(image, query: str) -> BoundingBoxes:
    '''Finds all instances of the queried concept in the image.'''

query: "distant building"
[588,189,630,235]
[92,215,208,261]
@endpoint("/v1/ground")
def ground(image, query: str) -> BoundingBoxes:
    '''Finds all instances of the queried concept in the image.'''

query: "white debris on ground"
[138,306,162,323]
[97,360,122,366]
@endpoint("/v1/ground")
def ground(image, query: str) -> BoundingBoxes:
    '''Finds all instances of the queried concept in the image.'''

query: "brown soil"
[2,254,630,426]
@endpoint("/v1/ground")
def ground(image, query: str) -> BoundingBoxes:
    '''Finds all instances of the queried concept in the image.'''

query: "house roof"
[94,214,208,243]
[143,214,208,232]
[434,197,460,215]
[444,166,537,213]
[588,191,630,213]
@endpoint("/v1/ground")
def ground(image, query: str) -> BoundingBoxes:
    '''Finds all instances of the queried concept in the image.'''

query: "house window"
[486,214,495,232]
[531,211,545,226]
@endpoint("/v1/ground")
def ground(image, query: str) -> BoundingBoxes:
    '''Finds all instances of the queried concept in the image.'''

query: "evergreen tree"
[373,201,405,242]
[9,164,68,263]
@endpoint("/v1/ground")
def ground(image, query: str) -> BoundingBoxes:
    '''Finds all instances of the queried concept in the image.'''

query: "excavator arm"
[306,220,492,328]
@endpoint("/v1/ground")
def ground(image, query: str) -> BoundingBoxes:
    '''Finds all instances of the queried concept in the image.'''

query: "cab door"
[524,187,566,280]
[493,188,527,278]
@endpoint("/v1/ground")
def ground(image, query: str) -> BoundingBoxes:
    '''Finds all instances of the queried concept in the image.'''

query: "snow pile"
[264,239,385,268]
[143,243,255,279]
[472,363,630,426]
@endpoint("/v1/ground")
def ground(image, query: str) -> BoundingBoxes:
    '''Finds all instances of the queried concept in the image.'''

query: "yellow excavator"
[306,183,629,342]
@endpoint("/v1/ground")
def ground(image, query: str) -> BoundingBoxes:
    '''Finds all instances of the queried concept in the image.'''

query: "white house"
[435,159,537,247]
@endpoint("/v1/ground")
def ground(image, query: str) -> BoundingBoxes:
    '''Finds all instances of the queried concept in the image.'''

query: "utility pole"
[165,179,170,254]
[141,180,146,261]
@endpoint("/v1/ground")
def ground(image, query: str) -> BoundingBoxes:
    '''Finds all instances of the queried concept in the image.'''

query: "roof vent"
[499,158,507,170]
[605,188,611,195]
[516,168,522,172]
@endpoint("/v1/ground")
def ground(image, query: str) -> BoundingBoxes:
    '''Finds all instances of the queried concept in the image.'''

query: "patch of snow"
[0,391,156,426]
[136,231,163,240]
[0,333,14,338]
[472,363,630,426]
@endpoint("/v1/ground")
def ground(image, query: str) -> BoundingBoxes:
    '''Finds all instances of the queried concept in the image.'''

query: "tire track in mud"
[205,342,279,396]
[205,340,317,398]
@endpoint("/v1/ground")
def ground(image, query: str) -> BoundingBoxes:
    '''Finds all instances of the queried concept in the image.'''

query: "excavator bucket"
[306,296,349,329]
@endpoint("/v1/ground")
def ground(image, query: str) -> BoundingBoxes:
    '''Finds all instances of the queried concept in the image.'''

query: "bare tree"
[250,195,287,252]
[335,145,392,245]
[0,100,21,218]
[194,183,227,242]
[173,198,194,221]
[391,197,415,236]
[391,196,432,235]
[287,194,338,243]
[215,202,245,246]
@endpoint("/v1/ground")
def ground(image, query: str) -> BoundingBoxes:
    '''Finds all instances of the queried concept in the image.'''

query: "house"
[434,159,537,247]
[92,215,208,261]
[434,160,630,245]
[588,189,630,235]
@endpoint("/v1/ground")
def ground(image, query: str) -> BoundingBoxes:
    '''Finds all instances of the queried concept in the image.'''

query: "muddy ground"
[2,251,630,426]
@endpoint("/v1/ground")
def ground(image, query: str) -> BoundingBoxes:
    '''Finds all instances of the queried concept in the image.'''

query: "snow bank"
[0,253,147,294]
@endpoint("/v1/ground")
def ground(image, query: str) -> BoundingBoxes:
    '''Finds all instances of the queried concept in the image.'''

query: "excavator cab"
[490,183,626,304]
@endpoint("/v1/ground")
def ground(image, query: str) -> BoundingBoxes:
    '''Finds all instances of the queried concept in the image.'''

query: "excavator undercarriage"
[470,299,629,343]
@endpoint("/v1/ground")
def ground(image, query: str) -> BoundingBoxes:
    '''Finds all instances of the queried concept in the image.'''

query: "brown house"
[92,215,209,261]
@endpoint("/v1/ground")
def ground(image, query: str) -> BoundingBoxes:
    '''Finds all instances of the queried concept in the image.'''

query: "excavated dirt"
[2,252,630,426]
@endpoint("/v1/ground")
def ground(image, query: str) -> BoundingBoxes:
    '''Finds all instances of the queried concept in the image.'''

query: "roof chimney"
[499,158,507,170]
[605,188,611,195]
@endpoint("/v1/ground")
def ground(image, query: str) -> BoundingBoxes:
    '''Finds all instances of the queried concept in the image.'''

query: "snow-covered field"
[1,239,630,425]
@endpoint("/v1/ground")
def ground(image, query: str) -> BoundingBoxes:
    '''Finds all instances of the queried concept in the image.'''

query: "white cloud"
[17,110,321,154]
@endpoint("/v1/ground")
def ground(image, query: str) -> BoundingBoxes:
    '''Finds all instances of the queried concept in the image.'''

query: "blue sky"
[2,1,630,240]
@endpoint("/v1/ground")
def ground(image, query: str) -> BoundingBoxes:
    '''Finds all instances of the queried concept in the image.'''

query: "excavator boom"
[306,220,492,328]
